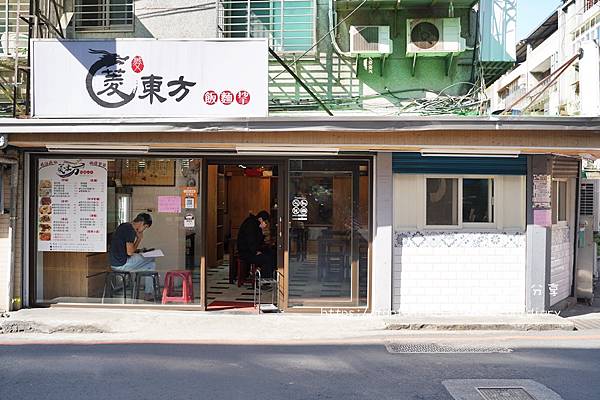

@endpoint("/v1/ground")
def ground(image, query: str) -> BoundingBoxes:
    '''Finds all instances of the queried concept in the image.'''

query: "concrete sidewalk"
[0,308,575,344]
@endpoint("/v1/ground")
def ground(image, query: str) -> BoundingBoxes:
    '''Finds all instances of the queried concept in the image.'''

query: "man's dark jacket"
[237,214,263,260]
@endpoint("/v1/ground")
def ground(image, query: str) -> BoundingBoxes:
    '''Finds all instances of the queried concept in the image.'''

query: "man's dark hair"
[133,212,153,227]
[256,210,270,222]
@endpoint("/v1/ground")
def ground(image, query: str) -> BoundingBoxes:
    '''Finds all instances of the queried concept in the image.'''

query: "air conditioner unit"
[576,178,600,301]
[406,18,466,57]
[349,26,393,57]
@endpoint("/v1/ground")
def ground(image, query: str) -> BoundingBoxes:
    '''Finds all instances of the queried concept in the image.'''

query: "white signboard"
[38,159,107,252]
[31,39,268,118]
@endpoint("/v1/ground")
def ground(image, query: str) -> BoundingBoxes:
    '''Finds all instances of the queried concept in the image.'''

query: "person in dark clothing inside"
[237,210,277,279]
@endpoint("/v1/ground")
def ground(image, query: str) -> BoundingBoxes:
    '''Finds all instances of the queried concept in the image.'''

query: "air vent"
[581,182,595,215]
[349,26,392,57]
[411,22,440,49]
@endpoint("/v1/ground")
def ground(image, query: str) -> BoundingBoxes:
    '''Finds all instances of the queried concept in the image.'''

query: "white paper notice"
[37,159,107,252]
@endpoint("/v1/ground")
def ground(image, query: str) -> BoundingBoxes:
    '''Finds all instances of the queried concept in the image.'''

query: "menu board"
[37,159,107,252]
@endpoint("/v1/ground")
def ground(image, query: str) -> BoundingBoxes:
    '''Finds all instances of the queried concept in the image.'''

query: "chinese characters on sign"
[32,40,268,117]
[37,159,107,252]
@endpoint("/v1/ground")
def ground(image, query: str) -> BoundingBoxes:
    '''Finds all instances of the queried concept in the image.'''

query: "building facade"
[0,0,598,315]
[487,0,600,116]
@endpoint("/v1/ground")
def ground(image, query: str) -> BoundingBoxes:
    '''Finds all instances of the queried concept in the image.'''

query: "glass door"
[287,159,369,308]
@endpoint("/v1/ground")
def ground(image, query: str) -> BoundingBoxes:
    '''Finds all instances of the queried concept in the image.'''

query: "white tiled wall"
[393,231,526,314]
[550,224,572,306]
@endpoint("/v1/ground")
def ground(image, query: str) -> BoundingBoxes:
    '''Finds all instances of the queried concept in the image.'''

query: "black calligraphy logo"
[86,49,137,108]
[56,161,85,178]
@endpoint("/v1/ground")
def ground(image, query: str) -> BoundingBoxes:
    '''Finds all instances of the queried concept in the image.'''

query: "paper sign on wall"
[158,196,181,213]
[37,159,107,252]
[182,187,198,209]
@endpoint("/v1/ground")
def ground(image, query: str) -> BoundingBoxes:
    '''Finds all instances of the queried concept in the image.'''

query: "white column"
[371,153,393,313]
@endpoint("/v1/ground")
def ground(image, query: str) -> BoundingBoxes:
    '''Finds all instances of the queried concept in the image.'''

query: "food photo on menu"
[38,180,53,242]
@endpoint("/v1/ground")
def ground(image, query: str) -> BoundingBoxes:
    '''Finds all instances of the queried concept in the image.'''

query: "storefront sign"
[182,187,198,209]
[38,159,107,252]
[158,196,181,213]
[291,196,308,221]
[31,39,268,118]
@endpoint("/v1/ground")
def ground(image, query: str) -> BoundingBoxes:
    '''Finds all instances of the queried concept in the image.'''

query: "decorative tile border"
[394,231,526,248]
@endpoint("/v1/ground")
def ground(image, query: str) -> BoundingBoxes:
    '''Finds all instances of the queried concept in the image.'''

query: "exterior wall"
[392,173,527,313]
[67,0,217,39]
[0,156,23,312]
[550,224,573,306]
[393,231,526,313]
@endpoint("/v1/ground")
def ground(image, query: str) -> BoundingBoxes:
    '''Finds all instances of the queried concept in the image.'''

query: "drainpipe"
[328,0,352,57]
[1,156,18,312]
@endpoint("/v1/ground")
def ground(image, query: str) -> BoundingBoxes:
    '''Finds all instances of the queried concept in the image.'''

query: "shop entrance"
[204,162,282,311]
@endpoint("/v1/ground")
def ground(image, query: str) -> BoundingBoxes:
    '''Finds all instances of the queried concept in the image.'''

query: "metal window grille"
[217,0,315,52]
[0,0,29,57]
[74,0,134,32]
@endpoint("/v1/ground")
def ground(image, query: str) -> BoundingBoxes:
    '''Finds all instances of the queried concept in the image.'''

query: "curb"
[385,322,576,331]
[0,320,108,335]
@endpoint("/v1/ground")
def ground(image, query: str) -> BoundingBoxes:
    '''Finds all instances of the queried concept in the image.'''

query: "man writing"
[109,213,156,301]
[237,210,276,281]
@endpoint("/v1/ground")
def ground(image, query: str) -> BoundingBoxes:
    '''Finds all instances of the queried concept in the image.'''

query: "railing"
[73,0,134,32]
[217,0,315,52]
[0,0,28,57]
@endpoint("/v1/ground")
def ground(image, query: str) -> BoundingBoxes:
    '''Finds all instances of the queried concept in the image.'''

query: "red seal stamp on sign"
[203,90,218,105]
[220,91,234,105]
[131,56,144,73]
[236,90,251,105]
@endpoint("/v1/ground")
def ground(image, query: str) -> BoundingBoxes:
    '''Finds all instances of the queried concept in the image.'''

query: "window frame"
[74,0,135,33]
[424,175,496,229]
[552,178,568,225]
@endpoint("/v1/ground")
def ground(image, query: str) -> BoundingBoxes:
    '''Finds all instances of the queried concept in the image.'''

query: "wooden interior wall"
[359,175,369,226]
[206,165,217,268]
[333,176,352,231]
[43,252,107,299]
[228,176,271,241]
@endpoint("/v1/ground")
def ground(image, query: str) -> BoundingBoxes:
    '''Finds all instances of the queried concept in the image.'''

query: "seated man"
[109,212,156,301]
[237,210,276,280]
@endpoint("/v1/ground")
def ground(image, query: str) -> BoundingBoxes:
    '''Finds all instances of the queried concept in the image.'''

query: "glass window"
[463,179,494,223]
[220,0,315,52]
[552,180,568,224]
[34,158,203,306]
[75,0,134,32]
[426,178,458,226]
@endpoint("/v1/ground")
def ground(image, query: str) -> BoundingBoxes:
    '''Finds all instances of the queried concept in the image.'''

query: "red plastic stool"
[162,270,194,304]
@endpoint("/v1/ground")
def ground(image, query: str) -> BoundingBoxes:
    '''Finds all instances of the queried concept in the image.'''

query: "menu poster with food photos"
[38,159,107,252]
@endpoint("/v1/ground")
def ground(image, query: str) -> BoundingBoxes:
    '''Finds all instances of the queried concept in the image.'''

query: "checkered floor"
[205,260,255,303]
